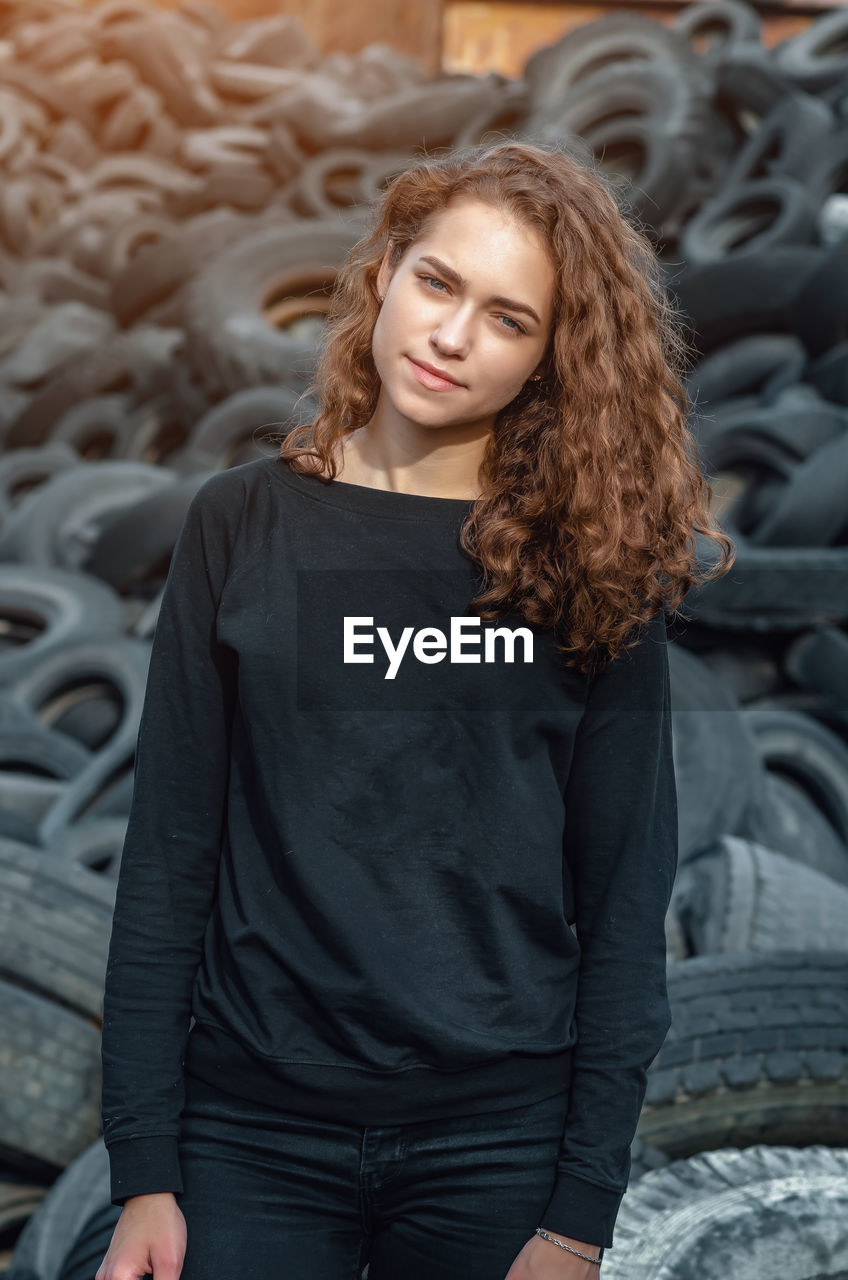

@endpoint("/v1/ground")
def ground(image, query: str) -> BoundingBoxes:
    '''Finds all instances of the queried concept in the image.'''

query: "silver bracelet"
[535,1226,603,1265]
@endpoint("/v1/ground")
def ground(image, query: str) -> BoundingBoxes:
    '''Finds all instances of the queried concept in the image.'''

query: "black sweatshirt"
[100,454,678,1250]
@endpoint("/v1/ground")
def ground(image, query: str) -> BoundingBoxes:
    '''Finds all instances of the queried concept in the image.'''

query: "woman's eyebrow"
[417,254,541,325]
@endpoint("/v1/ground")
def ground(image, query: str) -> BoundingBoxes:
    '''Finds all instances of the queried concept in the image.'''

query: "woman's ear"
[534,344,555,381]
[375,240,394,302]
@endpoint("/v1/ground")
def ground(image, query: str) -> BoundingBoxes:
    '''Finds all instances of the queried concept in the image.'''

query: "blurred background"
[1,0,848,1277]
[57,0,848,77]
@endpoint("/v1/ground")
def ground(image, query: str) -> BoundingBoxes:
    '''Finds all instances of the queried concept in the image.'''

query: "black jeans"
[175,1071,589,1280]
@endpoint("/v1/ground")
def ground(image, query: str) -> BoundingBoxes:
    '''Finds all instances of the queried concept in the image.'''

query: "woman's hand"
[95,1192,187,1280]
[504,1230,602,1278]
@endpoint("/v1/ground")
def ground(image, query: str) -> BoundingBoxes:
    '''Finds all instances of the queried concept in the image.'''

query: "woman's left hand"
[504,1232,602,1278]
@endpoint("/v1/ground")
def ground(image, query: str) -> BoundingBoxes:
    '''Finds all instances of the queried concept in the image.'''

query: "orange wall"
[443,4,813,77]
[70,0,815,77]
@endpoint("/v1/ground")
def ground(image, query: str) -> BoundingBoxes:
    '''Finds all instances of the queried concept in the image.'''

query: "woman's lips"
[406,356,464,391]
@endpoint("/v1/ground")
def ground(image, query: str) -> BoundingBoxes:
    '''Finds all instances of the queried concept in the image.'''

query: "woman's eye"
[420,277,525,335]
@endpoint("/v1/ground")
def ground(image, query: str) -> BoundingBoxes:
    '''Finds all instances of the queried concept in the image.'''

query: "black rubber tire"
[696,385,847,479]
[788,231,848,358]
[666,642,763,862]
[0,460,175,571]
[49,395,137,461]
[100,211,178,285]
[0,302,114,387]
[11,257,110,313]
[178,124,269,174]
[0,722,90,831]
[773,8,848,93]
[37,719,137,842]
[718,93,834,192]
[523,10,705,111]
[696,426,790,512]
[0,64,98,136]
[605,1144,848,1278]
[685,334,807,409]
[665,245,821,357]
[10,635,151,762]
[99,80,162,153]
[60,1196,134,1280]
[673,0,762,60]
[680,175,820,267]
[627,1133,672,1184]
[211,10,316,67]
[748,429,848,547]
[0,843,114,1020]
[713,41,801,131]
[168,167,276,218]
[642,950,848,1153]
[806,342,848,407]
[785,627,848,721]
[0,567,125,686]
[181,386,317,472]
[97,18,221,127]
[742,706,848,847]
[0,977,101,1177]
[4,328,184,451]
[82,472,211,591]
[0,1172,46,1226]
[682,532,848,630]
[451,79,529,149]
[671,834,848,955]
[737,768,848,889]
[296,72,514,153]
[108,207,253,327]
[42,815,129,881]
[182,215,368,399]
[526,60,708,229]
[288,147,384,219]
[6,1139,112,1280]
[0,1177,47,1280]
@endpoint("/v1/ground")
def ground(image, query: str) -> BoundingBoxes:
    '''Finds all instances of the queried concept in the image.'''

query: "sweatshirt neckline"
[266,456,478,522]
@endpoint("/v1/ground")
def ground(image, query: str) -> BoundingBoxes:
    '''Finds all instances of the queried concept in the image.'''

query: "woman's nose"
[433,309,471,355]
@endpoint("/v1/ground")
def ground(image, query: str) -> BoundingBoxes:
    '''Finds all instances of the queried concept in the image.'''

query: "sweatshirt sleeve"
[100,471,239,1207]
[539,608,678,1250]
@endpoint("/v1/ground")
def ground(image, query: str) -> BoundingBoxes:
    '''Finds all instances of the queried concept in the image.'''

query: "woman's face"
[372,195,556,436]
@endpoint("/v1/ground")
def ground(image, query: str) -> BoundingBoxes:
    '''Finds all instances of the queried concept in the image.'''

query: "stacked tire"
[2,0,848,1276]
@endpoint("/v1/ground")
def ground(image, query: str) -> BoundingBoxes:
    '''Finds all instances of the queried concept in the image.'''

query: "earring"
[531,373,542,381]
[379,293,384,302]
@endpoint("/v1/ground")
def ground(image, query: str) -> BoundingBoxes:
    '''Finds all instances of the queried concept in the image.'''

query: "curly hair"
[275,136,736,676]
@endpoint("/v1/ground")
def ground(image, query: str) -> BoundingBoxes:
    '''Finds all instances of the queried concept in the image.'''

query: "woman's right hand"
[95,1192,187,1280]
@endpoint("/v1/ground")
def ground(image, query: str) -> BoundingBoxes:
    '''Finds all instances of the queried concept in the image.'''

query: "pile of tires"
[1,0,847,1277]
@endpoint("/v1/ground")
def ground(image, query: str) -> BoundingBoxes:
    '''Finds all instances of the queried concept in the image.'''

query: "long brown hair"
[276,137,735,676]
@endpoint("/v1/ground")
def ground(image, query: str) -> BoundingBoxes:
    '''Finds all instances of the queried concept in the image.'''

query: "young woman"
[96,138,734,1280]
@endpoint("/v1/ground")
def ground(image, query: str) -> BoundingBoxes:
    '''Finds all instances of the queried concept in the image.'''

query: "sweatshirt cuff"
[106,1135,184,1206]
[538,1170,624,1250]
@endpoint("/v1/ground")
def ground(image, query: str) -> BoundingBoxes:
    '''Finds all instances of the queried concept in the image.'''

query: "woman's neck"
[333,427,483,501]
